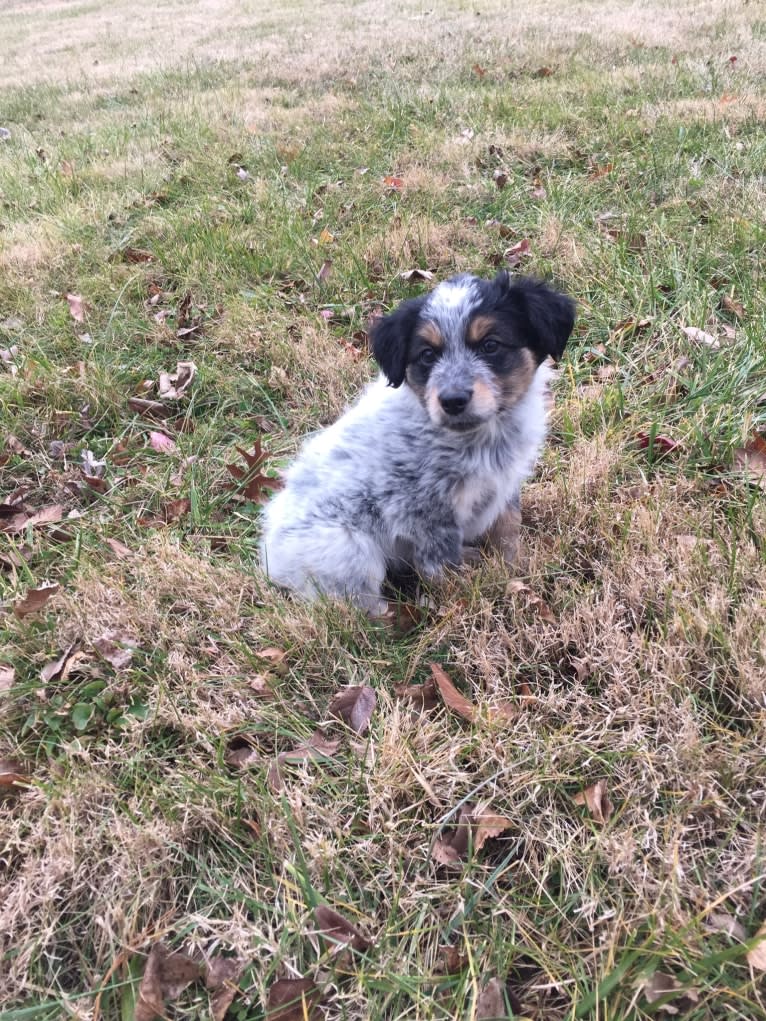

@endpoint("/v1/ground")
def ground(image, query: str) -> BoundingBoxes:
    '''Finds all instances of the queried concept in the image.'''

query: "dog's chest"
[452,472,505,536]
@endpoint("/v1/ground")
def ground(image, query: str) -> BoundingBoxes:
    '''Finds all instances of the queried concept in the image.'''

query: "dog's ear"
[369,296,426,387]
[501,276,575,363]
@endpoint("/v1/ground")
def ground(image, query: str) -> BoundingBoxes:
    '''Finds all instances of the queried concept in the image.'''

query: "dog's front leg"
[412,522,463,580]
[484,497,522,566]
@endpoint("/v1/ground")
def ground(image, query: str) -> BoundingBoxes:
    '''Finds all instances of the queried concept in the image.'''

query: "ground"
[1,1,765,1018]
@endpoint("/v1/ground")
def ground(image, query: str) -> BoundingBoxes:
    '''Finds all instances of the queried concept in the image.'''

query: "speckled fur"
[260,272,575,613]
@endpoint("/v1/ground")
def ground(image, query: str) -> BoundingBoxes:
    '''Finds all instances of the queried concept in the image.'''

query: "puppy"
[260,271,575,614]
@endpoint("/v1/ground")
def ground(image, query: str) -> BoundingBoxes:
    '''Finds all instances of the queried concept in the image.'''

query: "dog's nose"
[439,389,472,416]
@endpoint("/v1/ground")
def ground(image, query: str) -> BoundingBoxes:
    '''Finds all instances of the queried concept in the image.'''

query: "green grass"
[1,1,766,1019]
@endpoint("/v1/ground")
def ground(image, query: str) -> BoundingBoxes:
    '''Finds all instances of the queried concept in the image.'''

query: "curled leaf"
[134,943,201,1021]
[314,905,370,953]
[746,921,766,971]
[13,583,60,618]
[266,977,322,1020]
[327,685,376,734]
[573,780,613,825]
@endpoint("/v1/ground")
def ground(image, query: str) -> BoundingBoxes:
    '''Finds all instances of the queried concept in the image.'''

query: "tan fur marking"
[471,378,499,417]
[416,320,443,349]
[499,348,537,408]
[467,315,498,345]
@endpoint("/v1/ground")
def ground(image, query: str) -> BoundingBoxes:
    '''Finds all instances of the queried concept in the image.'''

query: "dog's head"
[370,272,575,431]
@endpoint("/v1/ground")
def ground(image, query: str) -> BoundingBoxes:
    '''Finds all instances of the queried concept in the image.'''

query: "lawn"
[1,1,765,1018]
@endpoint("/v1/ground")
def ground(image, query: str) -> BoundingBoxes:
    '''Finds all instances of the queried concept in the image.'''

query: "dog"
[259,271,575,614]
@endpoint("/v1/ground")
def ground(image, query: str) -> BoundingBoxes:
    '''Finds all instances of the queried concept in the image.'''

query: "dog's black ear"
[505,276,575,363]
[369,296,425,387]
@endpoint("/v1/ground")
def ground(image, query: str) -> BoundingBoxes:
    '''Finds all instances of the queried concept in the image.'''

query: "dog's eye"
[480,338,501,355]
[418,348,438,366]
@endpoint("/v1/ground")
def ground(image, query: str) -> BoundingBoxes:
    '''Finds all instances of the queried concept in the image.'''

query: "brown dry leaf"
[266,977,322,1020]
[205,955,245,1021]
[317,259,333,283]
[314,905,370,953]
[472,63,487,78]
[438,945,468,974]
[1,504,64,534]
[733,433,766,490]
[476,977,510,1019]
[681,325,720,350]
[504,238,530,267]
[588,162,614,180]
[149,431,177,454]
[248,673,275,698]
[105,537,133,558]
[225,739,260,769]
[227,440,284,505]
[641,970,699,1011]
[432,804,474,866]
[128,397,168,419]
[721,294,745,319]
[92,633,135,670]
[40,642,80,684]
[610,316,652,342]
[135,943,201,1021]
[0,758,28,793]
[256,647,288,674]
[318,228,335,244]
[505,580,557,622]
[747,921,766,971]
[573,780,613,825]
[267,732,342,791]
[430,662,477,722]
[65,293,87,322]
[383,175,404,191]
[158,361,197,400]
[0,664,15,692]
[122,247,155,263]
[393,677,438,710]
[703,910,746,941]
[493,168,508,190]
[328,685,376,735]
[13,583,60,618]
[400,268,434,282]
[472,808,514,851]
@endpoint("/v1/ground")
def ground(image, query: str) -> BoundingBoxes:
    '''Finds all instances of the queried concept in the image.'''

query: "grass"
[1,0,765,1018]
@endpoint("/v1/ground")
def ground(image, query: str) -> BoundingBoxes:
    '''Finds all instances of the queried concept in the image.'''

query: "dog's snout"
[439,389,473,416]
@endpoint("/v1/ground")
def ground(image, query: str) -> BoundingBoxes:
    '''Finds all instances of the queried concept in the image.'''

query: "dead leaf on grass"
[0,758,28,794]
[158,361,197,400]
[226,440,283,504]
[573,780,613,825]
[400,268,434,283]
[681,325,720,350]
[105,537,133,558]
[92,632,135,669]
[430,662,477,722]
[432,803,513,865]
[637,432,681,457]
[225,738,261,769]
[1,504,64,534]
[314,904,370,953]
[40,642,84,685]
[703,910,746,941]
[393,676,439,710]
[0,664,15,692]
[205,955,246,1021]
[328,685,376,734]
[720,294,745,319]
[383,175,404,191]
[122,247,155,264]
[504,238,530,267]
[149,431,177,454]
[135,943,201,1021]
[13,583,60,618]
[733,433,766,490]
[267,731,342,792]
[255,646,288,674]
[641,970,699,1010]
[128,397,168,419]
[476,976,512,1019]
[504,580,557,622]
[747,921,766,971]
[266,977,322,1020]
[65,293,87,322]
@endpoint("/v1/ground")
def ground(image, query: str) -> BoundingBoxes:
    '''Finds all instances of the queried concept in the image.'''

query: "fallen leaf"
[747,921,766,971]
[733,433,766,490]
[0,758,27,793]
[438,945,468,974]
[149,431,177,454]
[122,247,155,263]
[226,440,283,504]
[472,808,514,851]
[504,238,531,267]
[255,646,288,674]
[105,537,133,558]
[1,504,64,534]
[432,803,513,866]
[573,780,613,825]
[328,685,377,734]
[314,905,370,953]
[65,293,87,322]
[609,316,652,342]
[429,663,477,722]
[588,162,614,180]
[476,977,510,1019]
[225,737,261,769]
[534,65,553,77]
[81,449,107,477]
[317,260,333,283]
[128,397,168,419]
[40,642,81,684]
[158,361,197,400]
[493,168,508,190]
[681,325,720,349]
[703,910,746,941]
[266,977,322,1020]
[162,498,191,523]
[92,633,135,669]
[135,943,201,1021]
[205,955,245,1021]
[393,677,438,710]
[0,664,15,692]
[720,294,745,319]
[399,268,434,282]
[641,970,699,1011]
[13,583,60,618]
[472,63,487,78]
[267,732,342,792]
[637,432,681,456]
[383,175,404,191]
